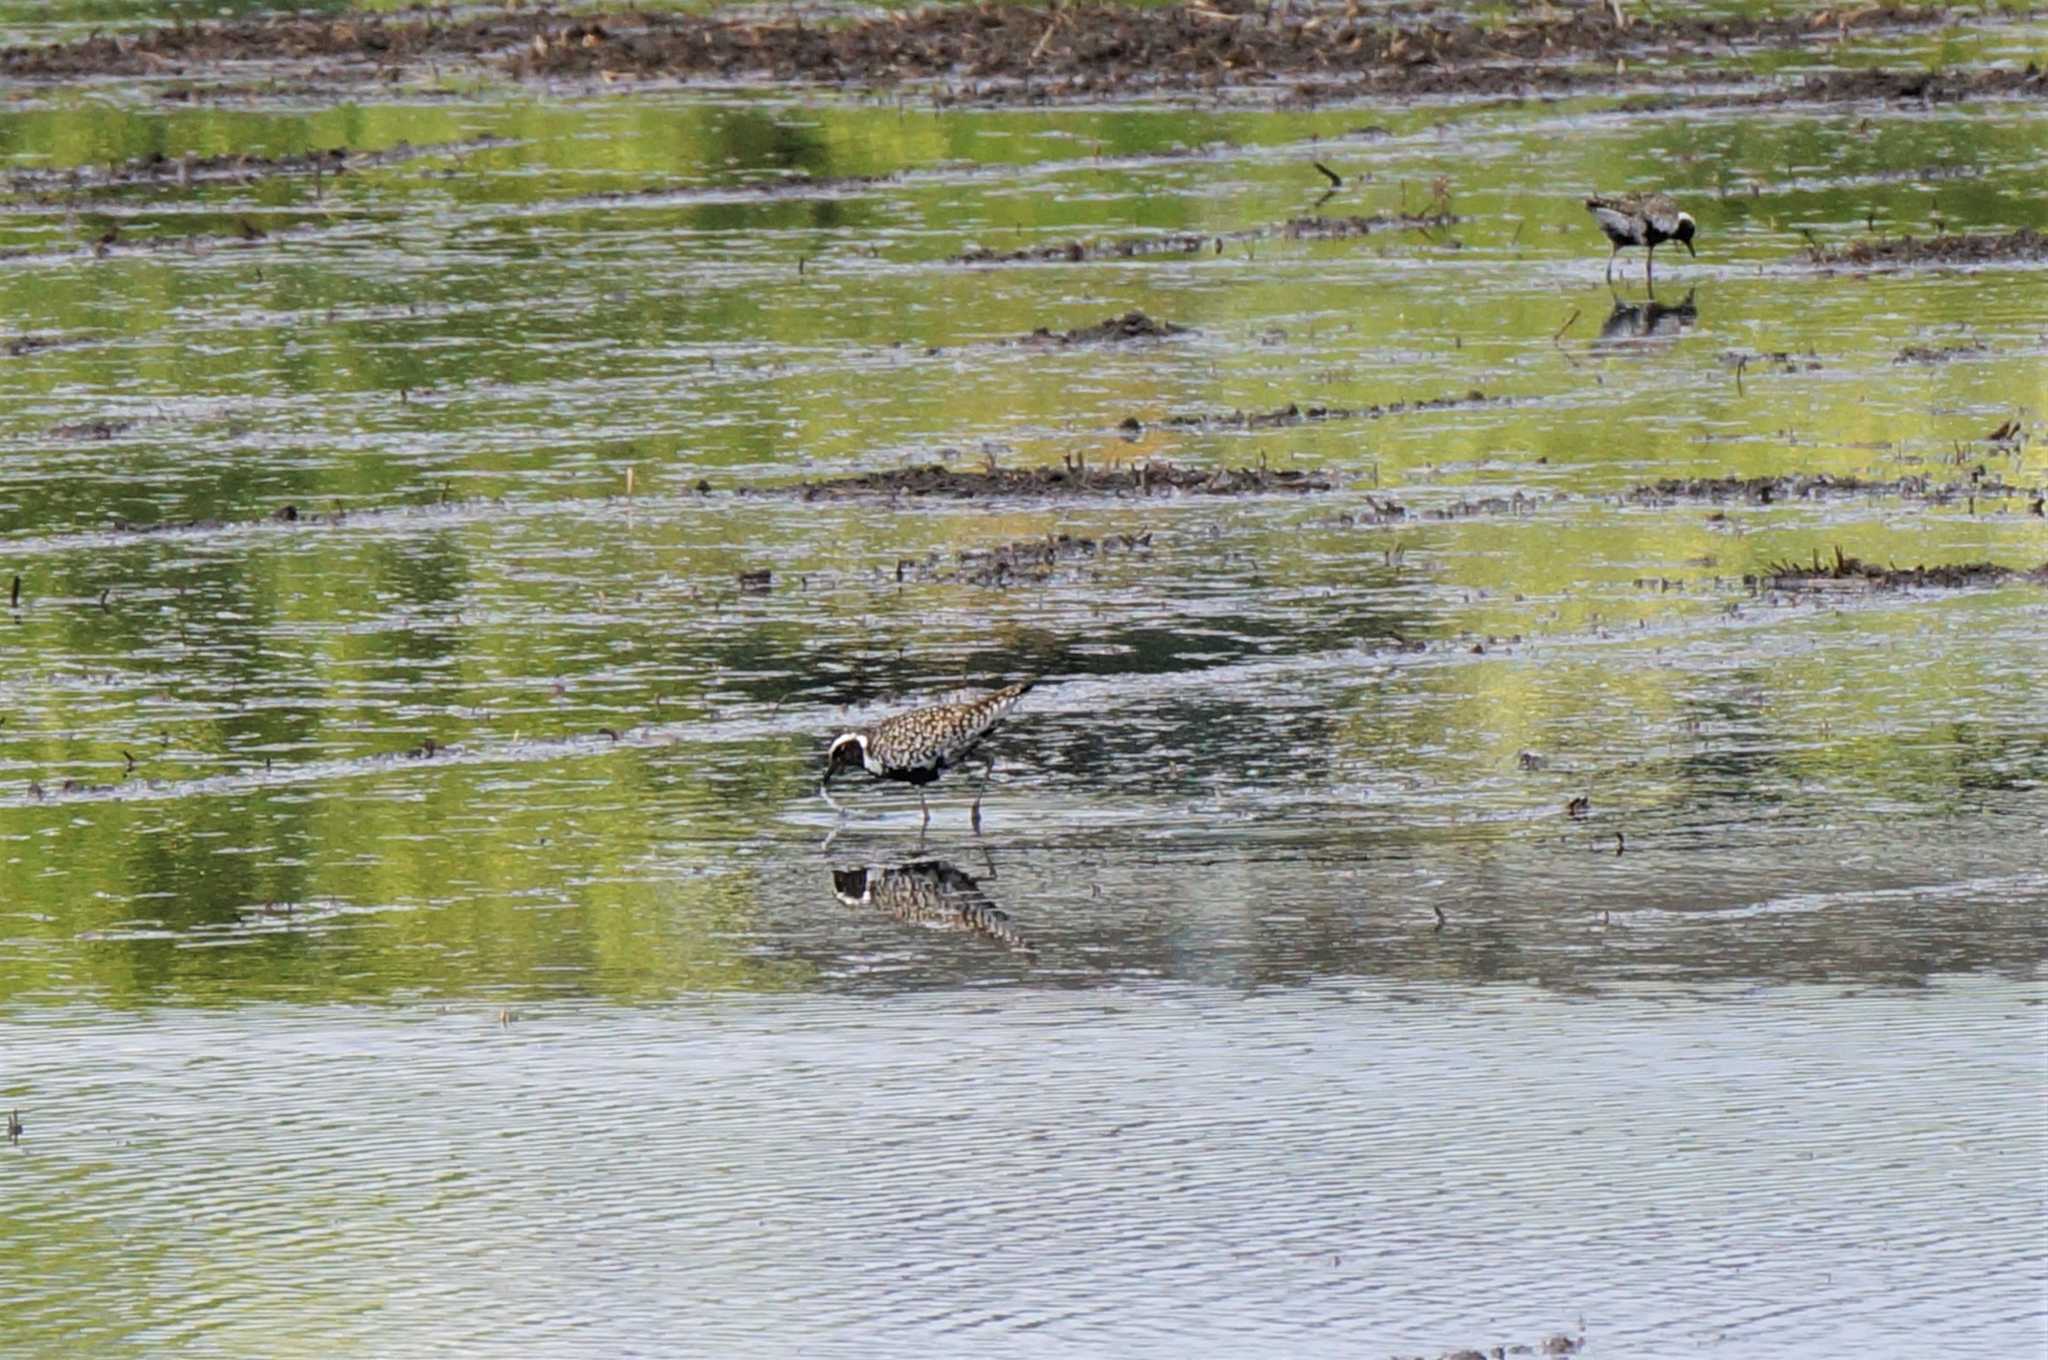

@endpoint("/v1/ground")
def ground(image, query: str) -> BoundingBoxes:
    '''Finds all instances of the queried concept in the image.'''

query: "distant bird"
[823,679,1036,829]
[1585,192,1697,286]
[831,860,1034,953]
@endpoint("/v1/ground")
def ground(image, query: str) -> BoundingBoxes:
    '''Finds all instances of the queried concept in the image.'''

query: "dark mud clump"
[1807,228,2048,269]
[4,334,92,357]
[793,454,1333,500]
[1895,340,1989,364]
[1755,548,2048,592]
[1019,310,1189,346]
[46,418,138,440]
[896,530,1153,587]
[1629,472,2038,506]
[1145,389,1501,431]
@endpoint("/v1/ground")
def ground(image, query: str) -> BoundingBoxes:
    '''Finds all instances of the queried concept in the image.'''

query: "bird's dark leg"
[970,757,996,834]
[919,788,931,830]
[1605,243,1617,283]
[1645,243,1655,290]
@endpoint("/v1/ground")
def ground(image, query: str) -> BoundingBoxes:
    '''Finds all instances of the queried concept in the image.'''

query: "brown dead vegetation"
[2,3,2028,108]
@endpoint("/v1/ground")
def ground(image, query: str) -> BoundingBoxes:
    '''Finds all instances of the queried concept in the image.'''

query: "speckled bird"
[1585,192,1697,286]
[823,679,1036,828]
[831,860,1033,953]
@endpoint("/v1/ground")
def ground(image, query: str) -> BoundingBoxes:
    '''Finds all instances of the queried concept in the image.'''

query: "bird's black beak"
[1685,239,1697,257]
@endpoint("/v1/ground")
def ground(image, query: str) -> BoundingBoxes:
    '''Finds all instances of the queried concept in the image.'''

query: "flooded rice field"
[2,2,2045,1355]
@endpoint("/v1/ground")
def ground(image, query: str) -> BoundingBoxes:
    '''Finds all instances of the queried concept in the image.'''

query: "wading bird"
[822,679,1035,830]
[1585,192,1697,287]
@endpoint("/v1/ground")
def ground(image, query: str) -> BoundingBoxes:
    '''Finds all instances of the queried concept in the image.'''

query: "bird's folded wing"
[1588,203,1639,238]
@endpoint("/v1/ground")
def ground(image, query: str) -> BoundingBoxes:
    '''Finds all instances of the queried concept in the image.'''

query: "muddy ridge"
[1753,65,2048,107]
[1630,472,2039,506]
[789,454,1334,500]
[1807,227,2048,269]
[2,2,2024,106]
[1895,340,1990,364]
[1145,389,1502,431]
[4,137,508,198]
[894,530,1155,587]
[955,210,1455,265]
[1756,548,2048,592]
[0,217,334,264]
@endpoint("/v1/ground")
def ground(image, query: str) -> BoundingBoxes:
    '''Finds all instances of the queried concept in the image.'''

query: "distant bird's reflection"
[1594,288,1698,350]
[831,860,1034,954]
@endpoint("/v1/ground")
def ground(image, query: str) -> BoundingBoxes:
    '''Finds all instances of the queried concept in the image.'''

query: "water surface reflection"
[831,858,1035,954]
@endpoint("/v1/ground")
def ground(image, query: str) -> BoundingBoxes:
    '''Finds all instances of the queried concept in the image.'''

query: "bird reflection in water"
[1594,288,1698,351]
[830,860,1035,955]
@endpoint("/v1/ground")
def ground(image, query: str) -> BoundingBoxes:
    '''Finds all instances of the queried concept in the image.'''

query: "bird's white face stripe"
[829,732,881,776]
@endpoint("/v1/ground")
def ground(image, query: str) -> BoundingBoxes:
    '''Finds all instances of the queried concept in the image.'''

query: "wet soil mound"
[1756,548,2048,592]
[3,334,91,357]
[792,455,1334,500]
[1018,310,1190,345]
[1807,228,2048,268]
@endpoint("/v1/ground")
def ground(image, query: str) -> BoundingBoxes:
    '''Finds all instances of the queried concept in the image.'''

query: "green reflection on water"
[1,53,2044,1006]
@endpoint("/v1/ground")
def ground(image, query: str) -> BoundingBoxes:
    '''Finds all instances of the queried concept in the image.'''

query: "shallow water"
[1,11,2045,1356]
[5,980,2043,1358]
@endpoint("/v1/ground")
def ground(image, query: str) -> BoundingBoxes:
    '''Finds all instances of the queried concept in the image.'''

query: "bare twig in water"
[1312,159,1342,189]
[1553,307,1580,343]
